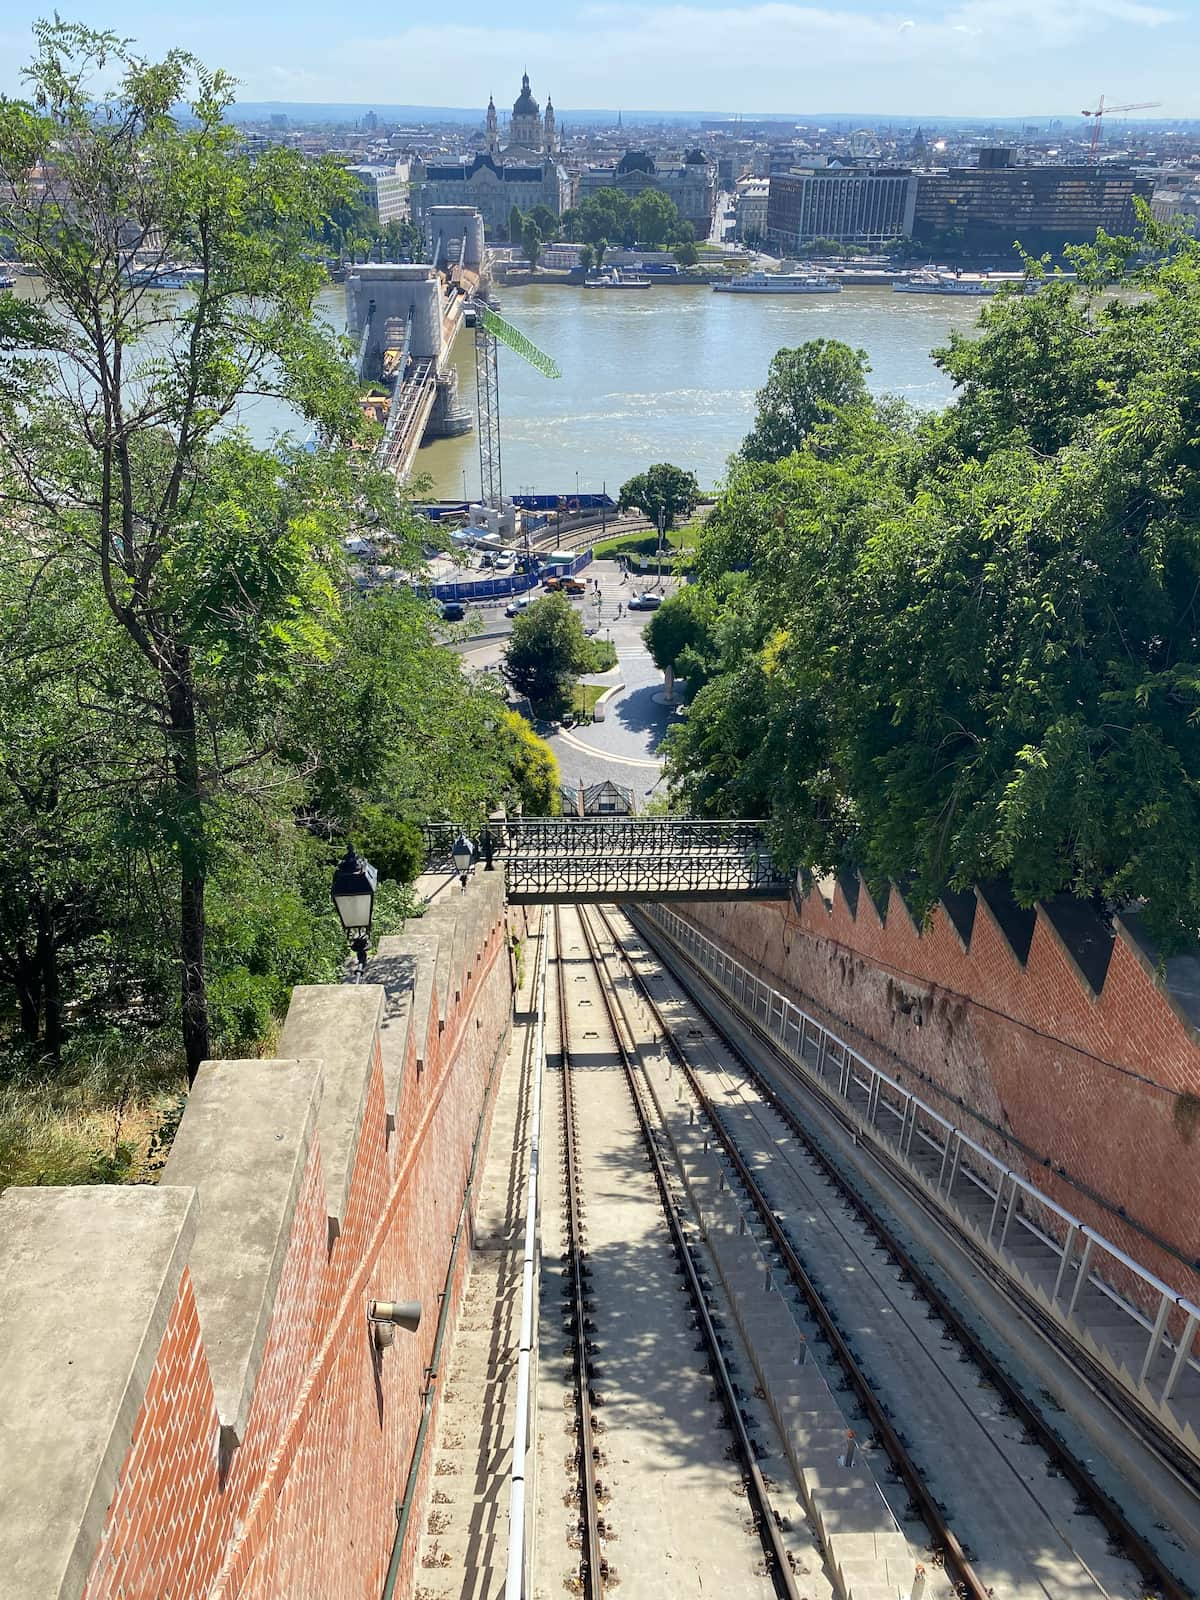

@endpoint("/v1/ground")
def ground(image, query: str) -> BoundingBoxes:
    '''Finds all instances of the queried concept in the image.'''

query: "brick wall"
[676,879,1200,1313]
[0,871,512,1600]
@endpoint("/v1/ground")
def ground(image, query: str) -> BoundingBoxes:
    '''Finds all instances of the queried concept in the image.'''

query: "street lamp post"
[330,844,379,981]
[451,830,475,893]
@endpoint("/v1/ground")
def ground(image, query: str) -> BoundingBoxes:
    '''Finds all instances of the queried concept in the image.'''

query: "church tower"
[544,96,556,155]
[486,94,499,157]
[509,71,543,155]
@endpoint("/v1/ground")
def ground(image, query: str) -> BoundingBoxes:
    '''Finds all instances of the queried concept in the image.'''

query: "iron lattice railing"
[421,819,790,901]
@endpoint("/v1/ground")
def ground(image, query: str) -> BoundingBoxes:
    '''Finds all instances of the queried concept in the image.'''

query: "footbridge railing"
[422,819,791,903]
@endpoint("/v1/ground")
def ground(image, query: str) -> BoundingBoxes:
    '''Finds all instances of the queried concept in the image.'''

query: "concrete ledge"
[591,680,624,722]
[279,985,384,1233]
[0,1185,197,1600]
[162,1057,323,1444]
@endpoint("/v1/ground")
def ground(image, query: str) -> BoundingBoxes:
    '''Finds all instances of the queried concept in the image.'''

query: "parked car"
[505,596,530,618]
[543,575,562,590]
[441,601,467,622]
[628,591,662,610]
[561,577,587,595]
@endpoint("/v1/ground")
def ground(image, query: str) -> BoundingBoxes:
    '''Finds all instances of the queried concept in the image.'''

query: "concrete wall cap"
[162,1057,323,1444]
[279,986,384,1230]
[0,1185,197,1600]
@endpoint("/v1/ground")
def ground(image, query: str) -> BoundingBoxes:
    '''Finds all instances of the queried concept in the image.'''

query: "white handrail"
[505,917,547,1600]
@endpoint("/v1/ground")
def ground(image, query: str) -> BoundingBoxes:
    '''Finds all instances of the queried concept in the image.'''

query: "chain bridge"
[423,819,791,903]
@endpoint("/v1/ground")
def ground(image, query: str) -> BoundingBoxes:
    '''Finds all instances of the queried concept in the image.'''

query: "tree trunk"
[12,950,41,1043]
[165,648,210,1083]
[35,902,63,1057]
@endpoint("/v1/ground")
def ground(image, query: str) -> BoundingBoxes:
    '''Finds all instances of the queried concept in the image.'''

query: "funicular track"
[551,903,805,1600]
[605,904,1194,1600]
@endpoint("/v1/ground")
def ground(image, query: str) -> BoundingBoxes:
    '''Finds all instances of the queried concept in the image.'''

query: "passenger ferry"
[892,270,1031,297]
[713,271,841,295]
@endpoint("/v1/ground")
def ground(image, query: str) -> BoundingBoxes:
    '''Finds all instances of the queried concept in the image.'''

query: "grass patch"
[592,529,692,561]
[530,679,609,722]
[0,1035,188,1194]
[573,682,607,716]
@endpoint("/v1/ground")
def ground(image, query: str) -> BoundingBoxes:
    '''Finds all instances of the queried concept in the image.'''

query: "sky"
[0,0,1197,119]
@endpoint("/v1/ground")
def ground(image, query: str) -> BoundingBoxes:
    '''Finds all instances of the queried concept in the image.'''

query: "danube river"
[420,282,984,498]
[14,272,985,496]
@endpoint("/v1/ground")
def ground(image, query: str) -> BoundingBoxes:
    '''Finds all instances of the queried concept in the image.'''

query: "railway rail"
[614,904,1194,1600]
[550,903,806,1600]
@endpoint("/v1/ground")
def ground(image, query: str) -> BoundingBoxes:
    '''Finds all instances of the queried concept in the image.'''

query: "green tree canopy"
[522,218,543,271]
[664,223,1200,950]
[508,203,524,243]
[503,594,594,716]
[618,463,701,530]
[0,23,562,1079]
[631,189,678,247]
[674,238,700,267]
[741,339,871,463]
[529,204,560,241]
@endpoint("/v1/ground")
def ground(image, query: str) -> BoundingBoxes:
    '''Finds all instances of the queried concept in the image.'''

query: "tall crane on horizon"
[1080,97,1162,161]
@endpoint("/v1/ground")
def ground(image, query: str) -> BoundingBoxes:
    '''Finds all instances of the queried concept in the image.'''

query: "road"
[450,558,679,797]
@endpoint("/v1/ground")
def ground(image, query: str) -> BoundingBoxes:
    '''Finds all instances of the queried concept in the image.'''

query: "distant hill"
[227,101,1186,132]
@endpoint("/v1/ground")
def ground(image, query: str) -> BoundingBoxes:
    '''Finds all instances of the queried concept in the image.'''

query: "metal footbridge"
[424,819,790,903]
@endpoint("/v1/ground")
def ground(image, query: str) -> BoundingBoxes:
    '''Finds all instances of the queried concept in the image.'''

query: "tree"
[674,239,700,267]
[0,23,403,1077]
[594,237,608,270]
[618,463,701,530]
[579,189,630,248]
[509,203,524,244]
[529,204,560,242]
[497,711,561,815]
[559,206,582,242]
[631,189,679,247]
[578,243,594,273]
[522,218,543,271]
[643,587,717,680]
[665,222,1200,951]
[741,340,871,462]
[808,237,848,257]
[503,594,594,717]
[353,809,425,885]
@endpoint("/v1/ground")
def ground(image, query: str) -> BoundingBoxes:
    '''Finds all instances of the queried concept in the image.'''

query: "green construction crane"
[474,305,560,507]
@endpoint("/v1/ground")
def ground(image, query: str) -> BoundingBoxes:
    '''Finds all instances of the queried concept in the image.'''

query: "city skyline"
[0,1,1196,120]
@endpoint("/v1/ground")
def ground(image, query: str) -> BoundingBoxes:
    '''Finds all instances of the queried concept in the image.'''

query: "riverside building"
[578,149,718,237]
[766,167,918,251]
[912,149,1155,256]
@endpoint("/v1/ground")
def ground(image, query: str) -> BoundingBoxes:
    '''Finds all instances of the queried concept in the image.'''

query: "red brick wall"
[80,903,511,1600]
[677,887,1200,1312]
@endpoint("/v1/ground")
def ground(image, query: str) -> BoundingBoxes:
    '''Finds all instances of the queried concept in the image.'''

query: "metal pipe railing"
[380,1010,513,1600]
[505,918,548,1600]
[641,905,1200,1428]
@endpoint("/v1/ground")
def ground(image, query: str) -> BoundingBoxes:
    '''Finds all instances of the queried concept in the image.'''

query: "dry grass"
[0,1038,188,1193]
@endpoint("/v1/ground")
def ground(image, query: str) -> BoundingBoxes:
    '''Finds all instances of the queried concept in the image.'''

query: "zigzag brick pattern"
[679,882,1200,1316]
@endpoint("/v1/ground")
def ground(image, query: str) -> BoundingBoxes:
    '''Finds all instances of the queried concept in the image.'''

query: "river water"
[14,274,985,497]
[420,283,984,498]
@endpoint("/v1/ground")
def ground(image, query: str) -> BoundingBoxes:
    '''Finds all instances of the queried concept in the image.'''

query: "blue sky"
[1,1,1196,118]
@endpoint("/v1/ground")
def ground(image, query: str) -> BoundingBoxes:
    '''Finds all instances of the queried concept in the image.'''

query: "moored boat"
[713,271,841,295]
[584,268,652,289]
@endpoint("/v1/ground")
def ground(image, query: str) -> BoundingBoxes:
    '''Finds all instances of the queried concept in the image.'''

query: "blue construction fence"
[417,493,616,528]
[422,548,594,604]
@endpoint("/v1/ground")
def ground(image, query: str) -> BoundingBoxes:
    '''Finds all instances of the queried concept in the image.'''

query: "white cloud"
[322,0,1183,110]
